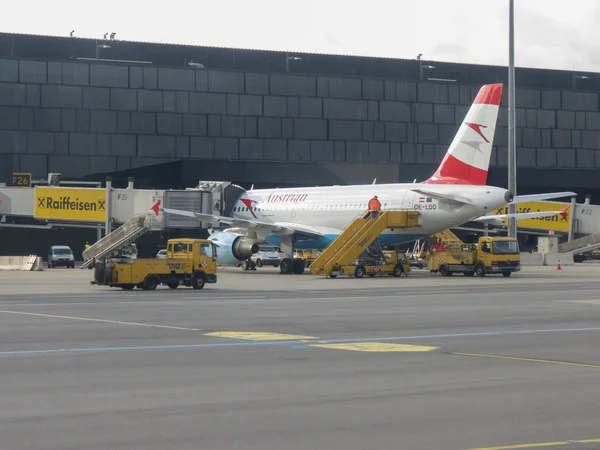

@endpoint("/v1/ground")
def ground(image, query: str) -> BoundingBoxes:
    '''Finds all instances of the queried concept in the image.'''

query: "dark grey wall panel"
[299,98,322,118]
[438,124,456,145]
[91,64,128,88]
[415,104,432,123]
[346,141,367,162]
[245,117,257,137]
[195,71,208,92]
[208,71,244,93]
[368,142,389,162]
[526,109,537,128]
[317,77,328,98]
[239,138,263,160]
[586,112,600,130]
[183,114,207,136]
[97,134,110,155]
[208,115,220,136]
[542,90,561,109]
[26,131,54,153]
[557,148,576,168]
[90,156,117,173]
[215,137,239,159]
[138,135,176,157]
[536,148,556,167]
[190,92,227,114]
[19,154,47,176]
[163,91,177,113]
[327,77,361,99]
[0,83,26,106]
[288,140,310,161]
[0,130,26,153]
[111,88,137,111]
[19,107,33,130]
[576,111,586,129]
[91,110,117,133]
[385,123,407,142]
[157,113,183,135]
[0,59,18,82]
[83,87,109,110]
[137,89,161,112]
[380,101,410,122]
[55,132,69,154]
[49,155,90,177]
[324,99,368,120]
[19,60,46,84]
[0,106,18,130]
[42,85,82,109]
[557,111,575,129]
[177,92,190,113]
[282,118,293,138]
[516,88,540,109]
[62,63,89,86]
[418,123,438,144]
[294,118,326,140]
[537,109,555,128]
[176,136,189,158]
[131,112,156,135]
[434,104,454,124]
[552,129,571,148]
[448,85,459,104]
[264,96,287,117]
[362,122,373,141]
[577,149,595,168]
[239,95,262,115]
[264,139,287,160]
[220,116,245,137]
[396,81,417,102]
[287,97,299,117]
[417,144,434,164]
[363,79,383,100]
[48,62,62,84]
[572,130,581,148]
[582,131,600,149]
[368,101,378,121]
[374,122,384,141]
[226,94,239,115]
[129,67,143,89]
[270,74,315,97]
[517,147,537,167]
[69,132,96,155]
[143,68,157,89]
[158,68,195,91]
[522,128,541,148]
[246,73,269,95]
[34,108,61,131]
[310,141,333,161]
[26,85,40,107]
[258,117,281,138]
[110,134,136,156]
[418,83,447,104]
[562,91,598,112]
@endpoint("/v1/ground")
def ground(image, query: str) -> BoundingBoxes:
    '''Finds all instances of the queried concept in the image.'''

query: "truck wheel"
[280,258,293,274]
[167,283,179,289]
[256,259,263,267]
[142,276,159,291]
[191,272,205,290]
[121,284,135,290]
[463,271,474,277]
[475,264,486,277]
[354,265,365,278]
[440,265,450,277]
[393,264,403,277]
[502,271,512,277]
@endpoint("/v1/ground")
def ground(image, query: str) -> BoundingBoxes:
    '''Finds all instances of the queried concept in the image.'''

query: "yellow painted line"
[204,332,318,341]
[466,438,600,449]
[309,342,438,352]
[0,310,199,331]
[453,352,600,369]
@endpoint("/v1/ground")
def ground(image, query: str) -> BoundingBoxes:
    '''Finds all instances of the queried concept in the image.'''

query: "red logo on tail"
[465,123,490,143]
[560,205,571,221]
[151,200,161,216]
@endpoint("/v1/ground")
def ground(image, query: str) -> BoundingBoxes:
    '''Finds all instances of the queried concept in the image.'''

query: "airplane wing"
[511,191,576,204]
[411,189,474,205]
[162,208,328,238]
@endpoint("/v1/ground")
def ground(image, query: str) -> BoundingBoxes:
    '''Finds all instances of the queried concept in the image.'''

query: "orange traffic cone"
[556,259,562,270]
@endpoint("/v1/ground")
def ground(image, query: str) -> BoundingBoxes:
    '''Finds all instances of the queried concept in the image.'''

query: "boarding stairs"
[557,232,600,257]
[309,210,420,276]
[81,214,155,269]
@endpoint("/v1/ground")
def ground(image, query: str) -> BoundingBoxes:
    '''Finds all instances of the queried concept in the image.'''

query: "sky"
[3,0,600,72]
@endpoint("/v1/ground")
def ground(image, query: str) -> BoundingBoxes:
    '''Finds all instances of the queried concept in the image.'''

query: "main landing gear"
[279,257,306,275]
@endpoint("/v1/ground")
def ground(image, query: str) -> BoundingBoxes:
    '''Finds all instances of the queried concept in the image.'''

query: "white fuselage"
[230,183,511,246]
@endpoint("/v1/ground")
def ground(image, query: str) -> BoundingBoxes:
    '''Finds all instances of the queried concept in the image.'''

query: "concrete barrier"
[0,255,43,271]
[519,252,575,266]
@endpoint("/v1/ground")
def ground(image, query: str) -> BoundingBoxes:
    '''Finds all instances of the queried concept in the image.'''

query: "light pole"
[416,54,434,80]
[507,0,517,238]
[286,54,301,72]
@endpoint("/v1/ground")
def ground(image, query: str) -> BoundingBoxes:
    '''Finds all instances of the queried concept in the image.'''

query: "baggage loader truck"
[92,238,218,290]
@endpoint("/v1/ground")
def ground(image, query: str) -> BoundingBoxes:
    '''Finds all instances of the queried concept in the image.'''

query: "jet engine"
[208,231,259,265]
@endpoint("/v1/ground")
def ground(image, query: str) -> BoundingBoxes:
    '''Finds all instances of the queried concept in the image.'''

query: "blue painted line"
[2,326,600,356]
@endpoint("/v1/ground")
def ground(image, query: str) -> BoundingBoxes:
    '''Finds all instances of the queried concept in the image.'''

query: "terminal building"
[0,32,599,256]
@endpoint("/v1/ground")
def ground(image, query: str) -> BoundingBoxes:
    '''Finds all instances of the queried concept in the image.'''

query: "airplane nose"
[504,191,514,203]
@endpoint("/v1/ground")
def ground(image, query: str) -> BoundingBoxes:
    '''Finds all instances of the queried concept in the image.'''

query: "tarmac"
[1,264,600,450]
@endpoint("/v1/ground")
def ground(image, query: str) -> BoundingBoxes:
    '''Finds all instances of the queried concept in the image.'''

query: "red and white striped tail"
[423,83,503,185]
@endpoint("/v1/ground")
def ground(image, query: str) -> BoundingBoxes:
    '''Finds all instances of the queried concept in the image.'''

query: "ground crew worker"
[368,195,381,218]
[84,241,90,250]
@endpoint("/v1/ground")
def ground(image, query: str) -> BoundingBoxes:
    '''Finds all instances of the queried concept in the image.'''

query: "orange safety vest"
[368,198,381,211]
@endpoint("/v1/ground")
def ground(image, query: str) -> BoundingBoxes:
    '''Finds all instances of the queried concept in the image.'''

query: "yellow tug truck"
[92,238,218,290]
[428,236,521,277]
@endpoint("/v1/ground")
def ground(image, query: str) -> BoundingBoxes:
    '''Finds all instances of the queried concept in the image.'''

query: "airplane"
[164,83,575,274]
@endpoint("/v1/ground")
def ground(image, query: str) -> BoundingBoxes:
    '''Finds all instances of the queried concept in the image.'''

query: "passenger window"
[199,244,213,258]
